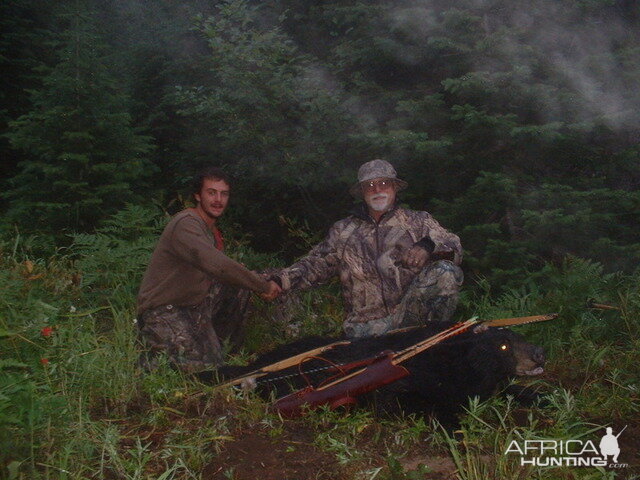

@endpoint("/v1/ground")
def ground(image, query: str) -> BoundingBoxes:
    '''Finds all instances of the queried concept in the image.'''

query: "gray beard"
[368,195,391,212]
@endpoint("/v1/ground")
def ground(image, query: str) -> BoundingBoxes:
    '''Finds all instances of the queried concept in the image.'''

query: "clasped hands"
[259,244,452,300]
[259,279,282,301]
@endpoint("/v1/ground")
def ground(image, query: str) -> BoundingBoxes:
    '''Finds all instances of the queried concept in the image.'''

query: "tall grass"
[1,206,639,479]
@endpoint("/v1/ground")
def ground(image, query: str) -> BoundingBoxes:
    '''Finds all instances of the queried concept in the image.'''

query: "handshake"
[256,244,456,302]
[258,274,282,302]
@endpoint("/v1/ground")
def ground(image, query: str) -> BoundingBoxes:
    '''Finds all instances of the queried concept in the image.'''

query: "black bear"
[210,323,546,425]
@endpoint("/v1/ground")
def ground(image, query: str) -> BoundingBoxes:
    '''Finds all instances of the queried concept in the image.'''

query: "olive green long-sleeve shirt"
[137,210,269,315]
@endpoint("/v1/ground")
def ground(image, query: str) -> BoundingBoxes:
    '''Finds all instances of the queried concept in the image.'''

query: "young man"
[267,159,463,338]
[137,167,280,371]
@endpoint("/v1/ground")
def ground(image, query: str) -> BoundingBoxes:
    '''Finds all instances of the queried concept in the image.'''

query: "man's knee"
[425,259,463,278]
[416,260,463,293]
[393,260,463,327]
[138,305,224,371]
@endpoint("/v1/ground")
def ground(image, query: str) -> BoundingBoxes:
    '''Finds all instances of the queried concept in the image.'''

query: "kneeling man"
[267,159,463,338]
[137,167,280,371]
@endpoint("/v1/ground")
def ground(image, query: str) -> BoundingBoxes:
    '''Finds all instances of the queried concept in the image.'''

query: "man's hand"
[401,245,430,269]
[260,280,282,301]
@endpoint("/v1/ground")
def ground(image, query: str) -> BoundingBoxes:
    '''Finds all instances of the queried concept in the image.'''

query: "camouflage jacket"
[276,205,462,324]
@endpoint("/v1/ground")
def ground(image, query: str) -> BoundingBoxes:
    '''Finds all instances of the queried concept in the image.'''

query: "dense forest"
[2,0,639,285]
[2,1,639,479]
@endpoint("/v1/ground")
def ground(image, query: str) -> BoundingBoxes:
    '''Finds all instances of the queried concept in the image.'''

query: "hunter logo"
[505,426,629,469]
[599,426,625,463]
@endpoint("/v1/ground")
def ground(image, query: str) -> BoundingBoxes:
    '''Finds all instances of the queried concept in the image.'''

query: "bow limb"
[216,339,352,389]
[482,313,558,328]
[392,318,479,364]
[392,313,558,365]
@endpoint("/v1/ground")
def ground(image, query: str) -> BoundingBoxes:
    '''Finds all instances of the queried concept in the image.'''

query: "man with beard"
[137,167,280,371]
[266,159,463,338]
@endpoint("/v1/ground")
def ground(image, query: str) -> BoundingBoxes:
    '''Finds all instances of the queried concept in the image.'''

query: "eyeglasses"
[362,179,394,191]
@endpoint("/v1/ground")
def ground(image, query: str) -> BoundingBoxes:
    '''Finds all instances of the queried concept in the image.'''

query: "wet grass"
[1,233,638,479]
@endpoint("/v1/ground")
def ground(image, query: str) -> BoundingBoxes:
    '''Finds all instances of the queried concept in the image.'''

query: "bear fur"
[210,323,545,425]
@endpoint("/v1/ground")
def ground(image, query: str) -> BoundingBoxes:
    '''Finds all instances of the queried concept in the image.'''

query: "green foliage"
[461,256,631,349]
[3,5,154,237]
[3,0,640,275]
[433,172,640,290]
[519,185,640,269]
[380,455,432,480]
[0,0,640,479]
[0,260,71,469]
[0,0,58,191]
[1,221,640,478]
[1,0,640,475]
[171,0,362,251]
[71,204,166,309]
[0,363,67,465]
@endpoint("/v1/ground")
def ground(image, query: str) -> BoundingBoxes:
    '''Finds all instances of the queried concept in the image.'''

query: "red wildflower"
[40,358,49,366]
[41,326,54,337]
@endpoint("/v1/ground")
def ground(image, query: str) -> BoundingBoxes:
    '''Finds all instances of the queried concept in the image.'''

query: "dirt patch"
[399,455,458,479]
[202,426,345,480]
[619,423,640,471]
[200,417,463,480]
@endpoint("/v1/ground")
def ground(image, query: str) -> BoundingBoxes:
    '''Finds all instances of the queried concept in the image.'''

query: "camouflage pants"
[343,260,463,338]
[138,283,250,372]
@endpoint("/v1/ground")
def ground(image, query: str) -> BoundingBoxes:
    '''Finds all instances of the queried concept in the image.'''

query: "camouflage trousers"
[138,283,250,372]
[343,260,463,338]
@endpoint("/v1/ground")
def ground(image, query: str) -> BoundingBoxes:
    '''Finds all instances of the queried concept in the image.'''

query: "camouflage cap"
[349,159,408,198]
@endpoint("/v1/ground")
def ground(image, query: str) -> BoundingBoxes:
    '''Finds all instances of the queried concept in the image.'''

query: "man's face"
[194,177,230,220]
[362,177,397,213]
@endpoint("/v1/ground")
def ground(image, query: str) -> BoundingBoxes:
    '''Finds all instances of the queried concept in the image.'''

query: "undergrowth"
[1,206,638,479]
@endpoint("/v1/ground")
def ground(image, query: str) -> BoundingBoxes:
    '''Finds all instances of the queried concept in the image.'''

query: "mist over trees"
[2,0,639,287]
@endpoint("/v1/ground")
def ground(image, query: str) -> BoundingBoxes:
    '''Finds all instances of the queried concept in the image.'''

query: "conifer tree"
[3,7,153,235]
[0,0,57,204]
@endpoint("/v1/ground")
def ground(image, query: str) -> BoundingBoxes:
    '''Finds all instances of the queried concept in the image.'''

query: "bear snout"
[532,346,545,366]
[513,341,546,376]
